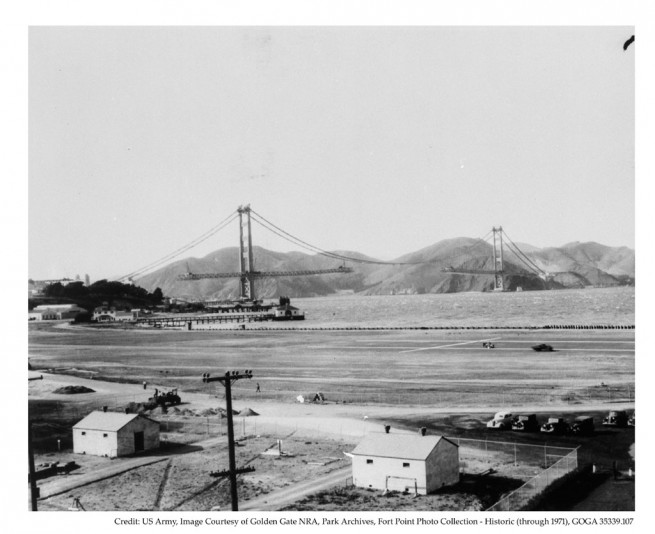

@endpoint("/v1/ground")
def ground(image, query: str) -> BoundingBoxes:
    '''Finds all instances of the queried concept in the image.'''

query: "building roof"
[276,304,300,311]
[34,304,82,311]
[351,433,457,460]
[73,411,150,432]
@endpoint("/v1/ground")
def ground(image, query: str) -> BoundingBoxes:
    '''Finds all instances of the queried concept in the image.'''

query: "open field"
[29,323,634,407]
[28,323,635,511]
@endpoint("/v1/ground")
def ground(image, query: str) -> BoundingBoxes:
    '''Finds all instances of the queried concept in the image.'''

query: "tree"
[151,288,163,304]
[44,282,65,298]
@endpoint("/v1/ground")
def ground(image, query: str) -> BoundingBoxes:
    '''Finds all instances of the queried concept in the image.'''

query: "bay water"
[291,287,635,328]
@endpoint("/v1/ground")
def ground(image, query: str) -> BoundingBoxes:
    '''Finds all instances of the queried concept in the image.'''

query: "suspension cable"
[502,240,542,276]
[117,203,545,282]
[249,215,349,262]
[117,210,239,281]
[439,231,493,267]
[501,230,546,276]
[249,209,424,265]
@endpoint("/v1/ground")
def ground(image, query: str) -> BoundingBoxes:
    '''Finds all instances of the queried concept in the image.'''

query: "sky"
[28,25,635,282]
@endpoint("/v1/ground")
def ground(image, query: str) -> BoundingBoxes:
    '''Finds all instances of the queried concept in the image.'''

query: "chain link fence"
[480,444,579,511]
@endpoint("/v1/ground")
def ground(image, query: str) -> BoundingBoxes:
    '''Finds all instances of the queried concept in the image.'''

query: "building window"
[403,462,410,468]
[366,459,373,464]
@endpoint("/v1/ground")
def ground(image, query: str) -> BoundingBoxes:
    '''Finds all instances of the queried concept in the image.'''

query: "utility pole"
[28,420,38,511]
[202,370,255,511]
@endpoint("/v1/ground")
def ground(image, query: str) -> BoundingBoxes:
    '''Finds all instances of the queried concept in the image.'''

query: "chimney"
[102,406,108,412]
[419,427,427,436]
[384,425,391,434]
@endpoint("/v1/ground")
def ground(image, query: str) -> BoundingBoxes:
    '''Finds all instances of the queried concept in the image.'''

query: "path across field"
[29,326,635,409]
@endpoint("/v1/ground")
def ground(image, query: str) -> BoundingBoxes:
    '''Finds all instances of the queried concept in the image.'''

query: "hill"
[134,240,634,299]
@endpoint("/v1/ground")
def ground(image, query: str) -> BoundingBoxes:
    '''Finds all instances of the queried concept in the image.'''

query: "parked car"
[486,411,515,430]
[628,411,635,427]
[541,417,569,434]
[512,414,540,432]
[570,416,595,435]
[532,344,554,352]
[602,410,628,427]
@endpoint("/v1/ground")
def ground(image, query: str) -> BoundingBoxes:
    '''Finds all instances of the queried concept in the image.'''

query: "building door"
[134,431,144,451]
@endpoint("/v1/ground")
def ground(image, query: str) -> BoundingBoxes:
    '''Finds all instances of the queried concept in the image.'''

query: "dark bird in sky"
[623,35,635,51]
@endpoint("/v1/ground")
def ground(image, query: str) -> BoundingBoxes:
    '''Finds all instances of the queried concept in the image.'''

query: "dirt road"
[241,466,352,511]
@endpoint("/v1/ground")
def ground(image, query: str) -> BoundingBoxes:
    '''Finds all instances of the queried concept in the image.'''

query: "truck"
[541,417,569,434]
[511,414,539,432]
[602,410,628,427]
[149,388,181,407]
[570,416,595,435]
[486,411,515,430]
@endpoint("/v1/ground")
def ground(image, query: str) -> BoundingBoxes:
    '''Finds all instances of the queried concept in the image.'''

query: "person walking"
[143,380,147,390]
[256,382,261,393]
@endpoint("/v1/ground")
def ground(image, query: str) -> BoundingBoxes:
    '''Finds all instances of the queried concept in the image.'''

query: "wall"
[73,428,118,457]
[424,440,460,492]
[352,455,427,494]
[116,417,160,456]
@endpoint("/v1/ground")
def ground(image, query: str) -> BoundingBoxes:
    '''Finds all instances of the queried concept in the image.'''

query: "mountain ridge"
[134,239,634,299]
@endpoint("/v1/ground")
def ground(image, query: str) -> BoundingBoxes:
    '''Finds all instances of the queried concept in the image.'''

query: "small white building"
[93,307,134,323]
[351,432,459,494]
[73,411,160,458]
[272,304,305,320]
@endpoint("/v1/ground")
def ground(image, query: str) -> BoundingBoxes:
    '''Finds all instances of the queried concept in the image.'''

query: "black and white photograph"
[10,0,647,530]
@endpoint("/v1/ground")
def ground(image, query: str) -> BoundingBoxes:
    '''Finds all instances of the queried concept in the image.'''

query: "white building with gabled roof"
[73,411,160,458]
[350,431,459,494]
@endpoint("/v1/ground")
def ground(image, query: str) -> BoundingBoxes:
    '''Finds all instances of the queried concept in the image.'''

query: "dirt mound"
[237,407,259,417]
[124,402,152,413]
[216,408,239,418]
[52,385,95,394]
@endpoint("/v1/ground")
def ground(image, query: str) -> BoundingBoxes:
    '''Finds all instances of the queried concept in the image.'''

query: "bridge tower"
[177,205,353,299]
[238,205,255,300]
[491,226,504,291]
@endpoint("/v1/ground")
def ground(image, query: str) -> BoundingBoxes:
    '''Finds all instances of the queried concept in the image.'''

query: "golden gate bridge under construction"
[119,204,552,300]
